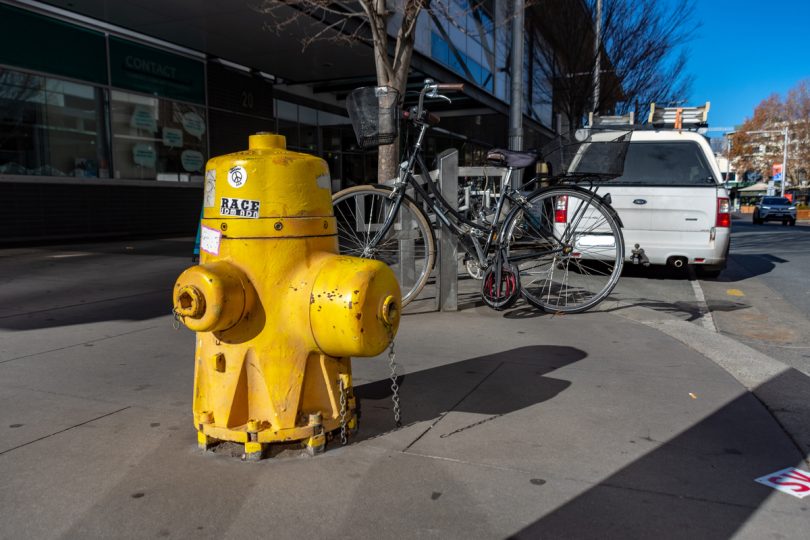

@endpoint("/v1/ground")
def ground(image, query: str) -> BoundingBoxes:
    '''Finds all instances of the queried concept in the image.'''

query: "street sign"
[756,467,810,498]
[767,180,775,196]
[773,163,783,181]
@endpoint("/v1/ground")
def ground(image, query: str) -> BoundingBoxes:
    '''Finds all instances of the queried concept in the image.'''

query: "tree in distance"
[731,80,810,186]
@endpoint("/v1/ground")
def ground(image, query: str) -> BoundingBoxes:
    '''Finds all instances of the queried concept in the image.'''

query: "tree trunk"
[370,0,420,184]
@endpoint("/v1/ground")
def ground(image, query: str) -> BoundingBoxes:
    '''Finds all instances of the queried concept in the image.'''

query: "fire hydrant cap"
[249,132,286,150]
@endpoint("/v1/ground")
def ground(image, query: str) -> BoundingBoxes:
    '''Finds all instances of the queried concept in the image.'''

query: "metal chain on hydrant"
[171,308,182,330]
[338,378,348,446]
[387,328,401,428]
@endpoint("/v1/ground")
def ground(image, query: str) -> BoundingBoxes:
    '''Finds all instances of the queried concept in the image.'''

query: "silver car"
[753,196,797,226]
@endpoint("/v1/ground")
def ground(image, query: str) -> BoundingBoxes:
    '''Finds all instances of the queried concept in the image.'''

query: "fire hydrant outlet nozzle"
[309,256,401,358]
[382,295,399,328]
[175,285,205,319]
[173,262,252,333]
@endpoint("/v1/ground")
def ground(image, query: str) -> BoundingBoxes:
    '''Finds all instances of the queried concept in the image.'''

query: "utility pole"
[781,126,789,197]
[508,0,524,153]
[508,0,525,186]
[593,0,602,113]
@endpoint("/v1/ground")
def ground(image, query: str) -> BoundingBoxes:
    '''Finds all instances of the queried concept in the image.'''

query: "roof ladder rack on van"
[648,102,710,130]
[586,111,635,128]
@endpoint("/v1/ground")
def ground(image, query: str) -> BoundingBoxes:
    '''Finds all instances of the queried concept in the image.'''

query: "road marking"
[688,268,717,333]
[50,253,92,259]
[727,289,745,297]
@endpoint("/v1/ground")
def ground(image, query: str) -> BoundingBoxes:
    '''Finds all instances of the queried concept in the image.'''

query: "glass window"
[299,105,318,152]
[762,197,790,205]
[611,142,717,185]
[110,90,206,182]
[275,100,299,148]
[0,67,110,177]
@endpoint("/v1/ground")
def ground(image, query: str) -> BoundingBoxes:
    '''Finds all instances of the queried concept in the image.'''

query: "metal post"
[436,149,459,312]
[509,0,524,155]
[781,127,789,197]
[593,0,602,113]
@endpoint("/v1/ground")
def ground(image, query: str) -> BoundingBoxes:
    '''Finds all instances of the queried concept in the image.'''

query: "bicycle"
[333,79,630,313]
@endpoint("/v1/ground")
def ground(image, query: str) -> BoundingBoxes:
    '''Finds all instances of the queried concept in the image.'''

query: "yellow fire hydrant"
[172,133,401,459]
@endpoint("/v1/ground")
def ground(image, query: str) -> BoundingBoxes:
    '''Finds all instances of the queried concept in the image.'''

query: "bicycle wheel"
[504,187,624,313]
[332,185,436,306]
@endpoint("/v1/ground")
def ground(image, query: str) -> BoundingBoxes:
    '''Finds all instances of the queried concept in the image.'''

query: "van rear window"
[611,142,716,185]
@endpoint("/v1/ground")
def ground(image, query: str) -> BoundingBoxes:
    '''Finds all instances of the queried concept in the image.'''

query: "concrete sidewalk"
[1,238,809,539]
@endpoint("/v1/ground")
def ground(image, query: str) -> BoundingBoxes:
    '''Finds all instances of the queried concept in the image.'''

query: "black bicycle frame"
[363,122,606,268]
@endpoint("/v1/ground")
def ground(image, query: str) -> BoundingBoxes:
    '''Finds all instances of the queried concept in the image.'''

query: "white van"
[600,129,731,277]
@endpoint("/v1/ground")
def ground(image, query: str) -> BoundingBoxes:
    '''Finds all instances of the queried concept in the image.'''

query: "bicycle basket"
[541,129,632,179]
[346,86,401,148]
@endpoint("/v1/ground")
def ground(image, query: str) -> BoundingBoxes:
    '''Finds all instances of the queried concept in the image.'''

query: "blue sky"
[682,0,810,133]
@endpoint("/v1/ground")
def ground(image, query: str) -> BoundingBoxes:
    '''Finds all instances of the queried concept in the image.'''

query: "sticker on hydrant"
[203,169,216,207]
[228,165,247,188]
[220,197,260,218]
[199,225,221,255]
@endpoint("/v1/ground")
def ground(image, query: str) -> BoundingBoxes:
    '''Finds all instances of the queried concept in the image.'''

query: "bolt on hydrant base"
[173,133,400,459]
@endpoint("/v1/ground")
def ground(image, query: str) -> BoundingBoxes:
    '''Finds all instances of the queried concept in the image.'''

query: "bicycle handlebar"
[412,79,463,126]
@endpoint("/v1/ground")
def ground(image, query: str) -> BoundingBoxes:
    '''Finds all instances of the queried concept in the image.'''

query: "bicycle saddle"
[486,148,538,169]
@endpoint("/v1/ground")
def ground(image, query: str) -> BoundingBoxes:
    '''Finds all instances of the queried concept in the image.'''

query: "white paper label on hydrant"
[200,225,221,256]
[316,172,331,191]
[755,467,810,498]
[228,165,247,188]
[220,197,260,218]
[203,169,216,207]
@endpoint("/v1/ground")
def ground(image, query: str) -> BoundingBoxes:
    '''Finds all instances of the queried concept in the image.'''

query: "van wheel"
[789,218,796,226]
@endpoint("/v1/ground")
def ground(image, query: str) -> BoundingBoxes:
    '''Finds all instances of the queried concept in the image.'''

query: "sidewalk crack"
[0,326,160,365]
[402,361,504,451]
[0,407,131,457]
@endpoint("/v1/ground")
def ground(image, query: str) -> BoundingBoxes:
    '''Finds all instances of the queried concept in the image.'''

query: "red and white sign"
[755,467,810,498]
[772,163,784,181]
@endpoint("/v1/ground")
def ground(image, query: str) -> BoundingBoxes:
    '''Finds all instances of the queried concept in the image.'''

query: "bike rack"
[436,149,458,312]
[389,150,508,312]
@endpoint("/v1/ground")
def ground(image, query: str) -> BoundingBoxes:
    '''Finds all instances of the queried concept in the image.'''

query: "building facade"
[0,0,592,242]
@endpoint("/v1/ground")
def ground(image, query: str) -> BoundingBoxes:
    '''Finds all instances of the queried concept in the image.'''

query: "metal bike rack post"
[436,149,459,312]
[381,177,416,294]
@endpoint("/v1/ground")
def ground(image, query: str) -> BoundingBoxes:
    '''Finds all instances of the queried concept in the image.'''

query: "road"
[610,215,810,375]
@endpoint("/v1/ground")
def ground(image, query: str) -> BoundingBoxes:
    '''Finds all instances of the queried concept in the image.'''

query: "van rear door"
[603,140,719,258]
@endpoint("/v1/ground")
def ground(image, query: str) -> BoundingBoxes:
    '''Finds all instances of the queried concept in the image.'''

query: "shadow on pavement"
[0,290,174,331]
[718,253,779,282]
[510,369,810,539]
[621,264,691,280]
[0,237,197,258]
[354,345,585,442]
[607,298,750,323]
[0,241,197,330]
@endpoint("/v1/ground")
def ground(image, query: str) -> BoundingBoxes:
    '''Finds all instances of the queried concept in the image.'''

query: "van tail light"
[555,195,568,223]
[716,197,730,227]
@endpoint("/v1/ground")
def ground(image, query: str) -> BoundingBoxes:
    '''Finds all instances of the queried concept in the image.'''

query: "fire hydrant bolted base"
[173,133,400,460]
